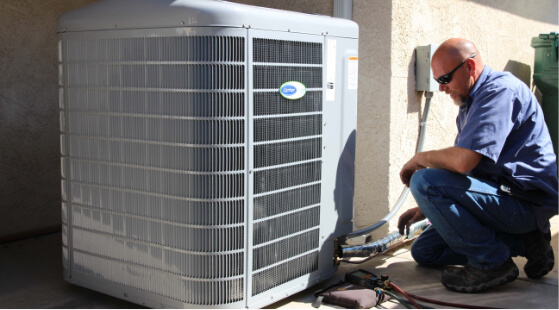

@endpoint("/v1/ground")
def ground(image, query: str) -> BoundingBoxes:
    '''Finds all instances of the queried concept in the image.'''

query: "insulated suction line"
[337,218,429,264]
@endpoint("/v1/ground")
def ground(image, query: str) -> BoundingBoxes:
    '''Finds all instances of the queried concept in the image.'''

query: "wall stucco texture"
[0,0,98,240]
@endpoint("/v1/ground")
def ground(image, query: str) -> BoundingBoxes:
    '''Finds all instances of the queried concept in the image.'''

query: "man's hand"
[398,207,426,236]
[399,154,426,187]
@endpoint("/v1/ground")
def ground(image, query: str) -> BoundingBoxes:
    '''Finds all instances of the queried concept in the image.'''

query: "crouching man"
[398,38,558,293]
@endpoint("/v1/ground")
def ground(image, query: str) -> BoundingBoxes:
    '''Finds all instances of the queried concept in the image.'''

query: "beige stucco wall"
[0,0,556,241]
[0,0,98,241]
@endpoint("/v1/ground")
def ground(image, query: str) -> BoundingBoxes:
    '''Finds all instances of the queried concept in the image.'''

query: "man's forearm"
[419,146,482,174]
[400,146,482,186]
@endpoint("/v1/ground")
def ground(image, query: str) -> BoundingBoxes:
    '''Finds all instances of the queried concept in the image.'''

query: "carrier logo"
[280,81,307,100]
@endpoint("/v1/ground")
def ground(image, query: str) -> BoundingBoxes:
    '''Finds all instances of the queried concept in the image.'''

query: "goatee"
[454,98,466,107]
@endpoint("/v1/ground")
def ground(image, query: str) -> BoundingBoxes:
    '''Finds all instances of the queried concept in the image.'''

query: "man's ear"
[466,58,476,76]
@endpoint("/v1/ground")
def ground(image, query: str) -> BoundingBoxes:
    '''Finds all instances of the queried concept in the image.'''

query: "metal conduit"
[340,92,434,242]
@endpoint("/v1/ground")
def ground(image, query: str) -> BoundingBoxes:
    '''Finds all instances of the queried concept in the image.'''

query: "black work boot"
[441,258,519,293]
[523,229,554,279]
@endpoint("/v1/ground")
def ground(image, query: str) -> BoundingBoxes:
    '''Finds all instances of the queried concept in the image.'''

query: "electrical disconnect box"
[415,44,439,92]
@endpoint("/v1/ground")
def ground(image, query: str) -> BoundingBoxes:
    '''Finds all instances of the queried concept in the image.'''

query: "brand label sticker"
[279,81,307,100]
[348,56,358,90]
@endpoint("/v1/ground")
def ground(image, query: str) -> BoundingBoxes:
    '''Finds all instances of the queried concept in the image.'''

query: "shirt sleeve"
[454,86,517,163]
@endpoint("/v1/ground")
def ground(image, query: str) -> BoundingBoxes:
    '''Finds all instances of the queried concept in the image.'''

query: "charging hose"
[387,282,502,309]
[340,91,434,242]
[382,290,433,309]
[386,282,424,309]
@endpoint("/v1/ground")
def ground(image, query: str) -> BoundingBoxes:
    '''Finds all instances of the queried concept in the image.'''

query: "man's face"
[431,57,472,106]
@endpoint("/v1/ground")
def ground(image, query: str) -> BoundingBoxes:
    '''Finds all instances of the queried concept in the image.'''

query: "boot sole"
[524,247,555,279]
[443,268,519,293]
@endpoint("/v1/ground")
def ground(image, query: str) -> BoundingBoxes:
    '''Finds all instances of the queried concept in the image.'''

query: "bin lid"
[531,32,558,47]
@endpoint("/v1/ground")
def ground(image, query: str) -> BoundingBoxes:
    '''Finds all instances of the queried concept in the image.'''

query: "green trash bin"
[531,32,558,161]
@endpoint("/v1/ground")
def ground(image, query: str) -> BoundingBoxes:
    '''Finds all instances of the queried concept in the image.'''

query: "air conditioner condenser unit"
[58,0,358,308]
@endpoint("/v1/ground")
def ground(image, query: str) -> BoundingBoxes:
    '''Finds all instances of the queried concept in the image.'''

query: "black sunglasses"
[433,54,476,84]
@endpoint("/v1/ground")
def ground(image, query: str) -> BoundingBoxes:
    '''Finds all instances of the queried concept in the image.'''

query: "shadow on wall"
[407,50,428,115]
[504,60,532,88]
[334,130,356,236]
[467,0,558,24]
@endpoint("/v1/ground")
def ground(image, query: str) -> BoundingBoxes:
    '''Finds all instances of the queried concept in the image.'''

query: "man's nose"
[439,83,446,92]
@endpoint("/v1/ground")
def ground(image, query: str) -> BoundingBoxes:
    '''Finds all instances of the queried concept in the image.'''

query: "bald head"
[432,38,484,78]
[430,38,485,105]
[435,39,479,61]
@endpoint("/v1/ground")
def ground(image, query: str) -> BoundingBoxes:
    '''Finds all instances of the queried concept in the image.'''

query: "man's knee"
[409,168,461,198]
[410,168,441,197]
[410,235,468,267]
[410,238,442,267]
